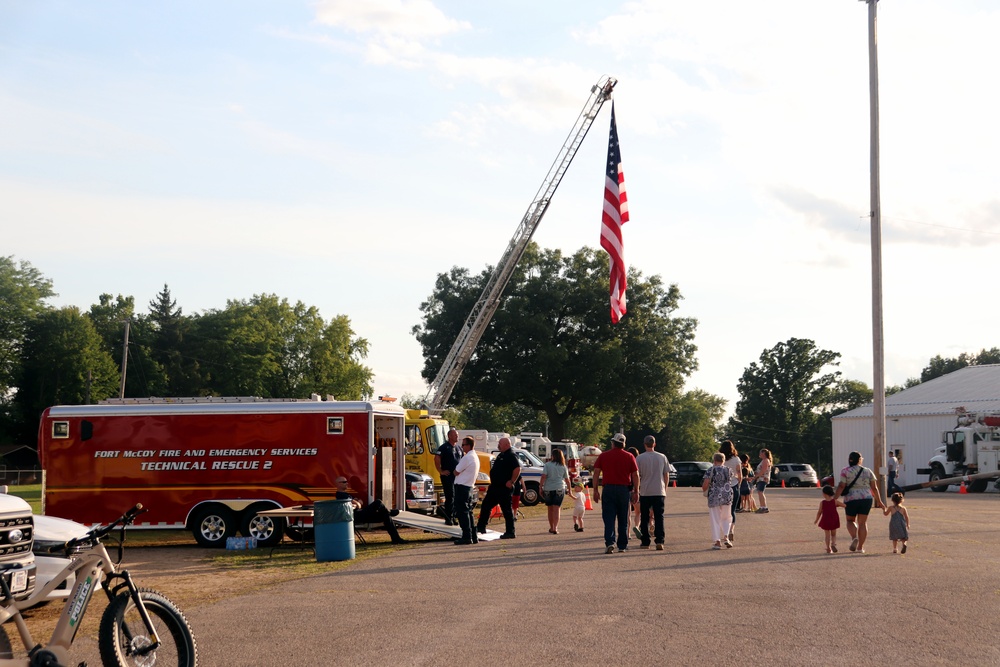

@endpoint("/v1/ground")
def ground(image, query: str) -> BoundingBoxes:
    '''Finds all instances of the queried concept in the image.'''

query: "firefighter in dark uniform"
[476,436,521,538]
[435,428,463,525]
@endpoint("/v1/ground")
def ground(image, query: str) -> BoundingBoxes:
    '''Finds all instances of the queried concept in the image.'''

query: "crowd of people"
[397,427,914,555]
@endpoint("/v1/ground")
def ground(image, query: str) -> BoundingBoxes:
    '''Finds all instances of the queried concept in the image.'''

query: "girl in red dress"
[815,485,845,553]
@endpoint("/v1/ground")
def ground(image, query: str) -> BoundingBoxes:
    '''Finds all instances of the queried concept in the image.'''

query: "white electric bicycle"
[0,504,197,667]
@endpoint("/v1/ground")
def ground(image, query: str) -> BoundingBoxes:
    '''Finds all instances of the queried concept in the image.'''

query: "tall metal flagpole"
[863,0,886,501]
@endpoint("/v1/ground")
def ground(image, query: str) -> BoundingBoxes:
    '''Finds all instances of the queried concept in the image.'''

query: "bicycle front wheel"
[98,588,198,667]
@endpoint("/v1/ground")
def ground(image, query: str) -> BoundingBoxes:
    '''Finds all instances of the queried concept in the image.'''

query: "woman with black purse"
[833,451,885,554]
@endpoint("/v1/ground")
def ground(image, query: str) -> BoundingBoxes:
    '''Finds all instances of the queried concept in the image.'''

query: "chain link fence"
[0,470,42,486]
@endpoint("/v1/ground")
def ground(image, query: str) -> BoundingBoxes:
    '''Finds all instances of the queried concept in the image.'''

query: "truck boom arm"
[424,76,618,413]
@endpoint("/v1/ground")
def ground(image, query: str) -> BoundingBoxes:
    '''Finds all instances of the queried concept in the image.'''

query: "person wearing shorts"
[833,451,885,554]
[541,449,571,534]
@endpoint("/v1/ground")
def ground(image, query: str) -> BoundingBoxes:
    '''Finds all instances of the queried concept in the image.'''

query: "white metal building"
[831,364,1000,485]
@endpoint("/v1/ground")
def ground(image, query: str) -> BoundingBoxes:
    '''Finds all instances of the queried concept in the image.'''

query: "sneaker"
[857,548,866,554]
[605,545,615,554]
[656,543,664,551]
[476,526,487,534]
[728,530,734,542]
[712,543,722,550]
[499,533,515,539]
[832,544,838,553]
[639,545,650,550]
[757,507,769,513]
[632,526,642,539]
[901,544,907,554]
[574,525,582,532]
[849,538,858,552]
[724,540,733,548]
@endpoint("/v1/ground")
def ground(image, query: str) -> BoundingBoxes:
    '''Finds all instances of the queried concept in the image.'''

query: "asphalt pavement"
[68,486,1000,666]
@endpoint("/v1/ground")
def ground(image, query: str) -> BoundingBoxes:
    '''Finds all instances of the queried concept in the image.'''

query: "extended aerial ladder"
[424,76,617,413]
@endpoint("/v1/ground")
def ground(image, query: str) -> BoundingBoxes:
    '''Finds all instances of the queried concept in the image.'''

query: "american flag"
[600,102,628,323]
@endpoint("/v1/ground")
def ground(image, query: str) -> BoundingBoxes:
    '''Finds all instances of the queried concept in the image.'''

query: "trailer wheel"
[191,506,237,547]
[521,484,540,506]
[242,508,285,547]
[928,468,948,493]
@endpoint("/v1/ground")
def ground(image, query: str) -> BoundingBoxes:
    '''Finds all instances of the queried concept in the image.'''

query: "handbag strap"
[842,467,865,494]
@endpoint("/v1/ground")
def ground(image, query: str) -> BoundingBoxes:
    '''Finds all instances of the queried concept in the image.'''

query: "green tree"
[0,257,55,423]
[147,285,201,396]
[920,347,1000,383]
[89,293,167,397]
[191,294,373,399]
[728,338,842,464]
[14,307,118,442]
[659,389,727,462]
[412,244,699,441]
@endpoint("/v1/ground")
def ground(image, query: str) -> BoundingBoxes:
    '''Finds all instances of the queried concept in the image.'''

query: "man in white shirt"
[635,435,671,551]
[453,437,481,545]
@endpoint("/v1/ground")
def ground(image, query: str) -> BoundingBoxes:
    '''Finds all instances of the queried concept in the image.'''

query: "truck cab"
[404,410,490,505]
[919,413,1000,492]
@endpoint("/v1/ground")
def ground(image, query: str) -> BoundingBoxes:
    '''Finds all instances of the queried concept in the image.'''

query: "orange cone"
[781,479,786,488]
[815,479,821,487]
[959,480,968,494]
[672,480,677,488]
[584,489,593,511]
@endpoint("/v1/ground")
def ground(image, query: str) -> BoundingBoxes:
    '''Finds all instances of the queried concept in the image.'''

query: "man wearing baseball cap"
[592,433,639,554]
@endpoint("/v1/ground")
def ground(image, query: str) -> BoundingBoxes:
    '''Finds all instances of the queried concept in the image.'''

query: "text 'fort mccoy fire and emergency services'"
[93,448,319,471]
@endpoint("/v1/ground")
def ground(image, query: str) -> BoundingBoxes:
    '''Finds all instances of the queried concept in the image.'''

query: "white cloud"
[314,0,470,39]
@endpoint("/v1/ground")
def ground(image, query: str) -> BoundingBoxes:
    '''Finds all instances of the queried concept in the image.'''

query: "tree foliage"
[0,256,375,450]
[0,257,56,445]
[657,389,728,462]
[0,257,55,403]
[14,307,119,442]
[412,244,699,441]
[190,294,374,400]
[919,348,1000,383]
[727,338,843,465]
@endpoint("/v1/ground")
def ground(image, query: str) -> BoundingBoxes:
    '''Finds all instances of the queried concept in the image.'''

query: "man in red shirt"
[592,433,639,554]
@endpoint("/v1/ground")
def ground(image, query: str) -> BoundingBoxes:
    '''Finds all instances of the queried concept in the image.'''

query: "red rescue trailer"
[38,397,406,547]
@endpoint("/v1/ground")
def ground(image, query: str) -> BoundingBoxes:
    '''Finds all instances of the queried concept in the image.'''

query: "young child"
[738,454,753,512]
[883,492,910,553]
[571,479,587,532]
[815,485,844,553]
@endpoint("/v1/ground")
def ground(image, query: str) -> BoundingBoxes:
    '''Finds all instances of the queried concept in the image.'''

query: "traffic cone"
[959,480,968,494]
[781,479,786,488]
[815,479,821,487]
[672,480,677,488]
[584,489,593,511]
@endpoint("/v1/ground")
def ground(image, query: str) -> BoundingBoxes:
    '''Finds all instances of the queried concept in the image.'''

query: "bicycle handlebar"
[64,504,147,553]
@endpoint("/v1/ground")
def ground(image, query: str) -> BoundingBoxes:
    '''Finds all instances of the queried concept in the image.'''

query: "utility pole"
[861,0,886,501]
[118,319,131,399]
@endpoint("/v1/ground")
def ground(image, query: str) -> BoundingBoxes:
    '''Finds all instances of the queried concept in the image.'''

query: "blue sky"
[3,0,999,415]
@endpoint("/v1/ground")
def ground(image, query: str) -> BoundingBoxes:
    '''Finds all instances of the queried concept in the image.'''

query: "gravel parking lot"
[48,487,1000,666]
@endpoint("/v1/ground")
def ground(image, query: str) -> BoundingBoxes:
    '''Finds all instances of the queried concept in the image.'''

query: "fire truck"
[38,396,406,547]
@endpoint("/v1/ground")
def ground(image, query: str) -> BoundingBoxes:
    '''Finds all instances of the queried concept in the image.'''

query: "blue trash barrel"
[315,499,355,562]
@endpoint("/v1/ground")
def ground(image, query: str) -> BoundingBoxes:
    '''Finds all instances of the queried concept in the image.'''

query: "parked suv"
[0,493,36,602]
[770,463,818,487]
[672,461,712,487]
